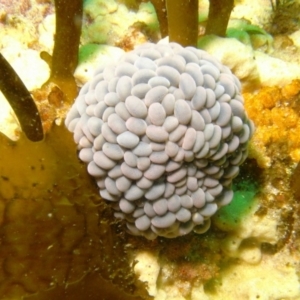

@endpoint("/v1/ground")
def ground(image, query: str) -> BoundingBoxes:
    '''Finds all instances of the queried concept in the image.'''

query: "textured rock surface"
[66,42,254,239]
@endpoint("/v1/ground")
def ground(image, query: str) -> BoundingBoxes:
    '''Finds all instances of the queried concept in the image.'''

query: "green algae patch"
[226,19,273,51]
[213,183,258,232]
[78,44,105,64]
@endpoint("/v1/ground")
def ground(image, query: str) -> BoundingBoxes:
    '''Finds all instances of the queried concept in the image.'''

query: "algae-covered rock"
[74,44,124,85]
[254,51,300,87]
[198,35,260,91]
[81,0,158,46]
[214,192,279,264]
[0,125,150,300]
[204,251,300,299]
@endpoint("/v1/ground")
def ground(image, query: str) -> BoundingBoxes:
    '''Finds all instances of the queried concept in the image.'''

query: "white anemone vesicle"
[65,42,254,239]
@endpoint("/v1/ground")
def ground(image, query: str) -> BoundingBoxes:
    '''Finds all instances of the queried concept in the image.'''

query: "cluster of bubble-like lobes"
[65,42,254,239]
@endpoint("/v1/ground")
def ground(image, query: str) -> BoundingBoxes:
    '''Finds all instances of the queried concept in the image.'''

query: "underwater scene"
[0,0,300,299]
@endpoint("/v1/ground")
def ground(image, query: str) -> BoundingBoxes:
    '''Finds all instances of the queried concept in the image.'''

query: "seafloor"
[0,0,300,299]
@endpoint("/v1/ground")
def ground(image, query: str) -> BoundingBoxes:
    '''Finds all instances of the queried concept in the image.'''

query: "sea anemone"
[65,42,254,239]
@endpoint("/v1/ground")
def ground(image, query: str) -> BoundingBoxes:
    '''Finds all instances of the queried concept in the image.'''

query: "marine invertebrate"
[65,42,254,239]
[244,79,300,165]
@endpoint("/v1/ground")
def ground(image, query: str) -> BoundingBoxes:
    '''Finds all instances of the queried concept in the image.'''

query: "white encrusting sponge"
[65,42,254,239]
